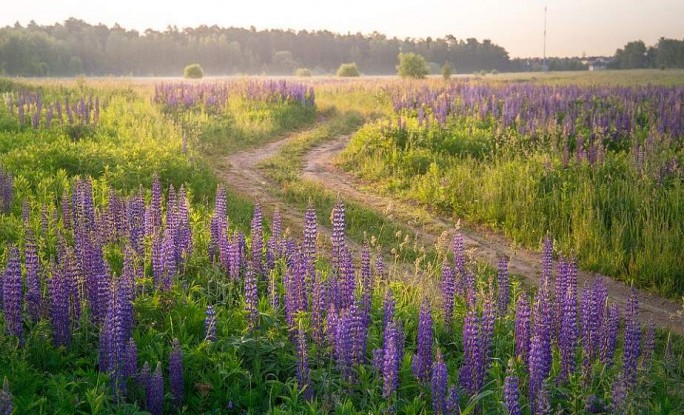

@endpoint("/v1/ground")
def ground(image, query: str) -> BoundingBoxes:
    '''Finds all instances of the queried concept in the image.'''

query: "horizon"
[3,0,684,58]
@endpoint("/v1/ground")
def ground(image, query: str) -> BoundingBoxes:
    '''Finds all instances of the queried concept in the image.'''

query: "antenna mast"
[543,6,548,71]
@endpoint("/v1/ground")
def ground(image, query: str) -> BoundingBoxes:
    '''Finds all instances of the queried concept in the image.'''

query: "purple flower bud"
[205,305,216,342]
[169,338,184,406]
[412,298,433,383]
[124,337,138,379]
[503,363,521,415]
[514,293,531,367]
[497,257,510,315]
[147,362,164,415]
[245,265,258,329]
[295,324,312,400]
[441,262,456,324]
[431,349,448,415]
[2,246,23,339]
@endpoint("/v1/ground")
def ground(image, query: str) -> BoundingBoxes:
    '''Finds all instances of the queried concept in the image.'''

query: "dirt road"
[214,121,684,335]
[302,134,684,335]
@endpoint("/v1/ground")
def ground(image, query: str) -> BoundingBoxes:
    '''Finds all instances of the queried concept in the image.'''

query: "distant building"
[582,56,611,71]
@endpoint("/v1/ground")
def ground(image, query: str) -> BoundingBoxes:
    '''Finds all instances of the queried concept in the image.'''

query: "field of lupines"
[341,81,684,296]
[0,75,683,414]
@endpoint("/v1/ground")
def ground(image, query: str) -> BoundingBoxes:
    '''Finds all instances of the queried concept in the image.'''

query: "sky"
[2,0,683,58]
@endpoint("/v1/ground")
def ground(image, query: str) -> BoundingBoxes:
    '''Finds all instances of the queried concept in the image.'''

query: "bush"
[441,63,452,80]
[336,63,360,77]
[295,68,312,77]
[397,52,429,79]
[184,64,204,79]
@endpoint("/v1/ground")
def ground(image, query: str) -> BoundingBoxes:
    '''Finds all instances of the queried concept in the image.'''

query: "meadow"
[0,72,682,415]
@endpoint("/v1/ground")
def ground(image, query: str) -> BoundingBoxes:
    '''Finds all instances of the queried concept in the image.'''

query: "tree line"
[0,19,681,77]
[611,38,684,69]
[0,19,512,76]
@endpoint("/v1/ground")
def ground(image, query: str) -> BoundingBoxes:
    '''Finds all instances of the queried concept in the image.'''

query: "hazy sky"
[3,0,683,57]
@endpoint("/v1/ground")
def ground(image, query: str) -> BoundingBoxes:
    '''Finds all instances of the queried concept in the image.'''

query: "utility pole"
[543,6,548,72]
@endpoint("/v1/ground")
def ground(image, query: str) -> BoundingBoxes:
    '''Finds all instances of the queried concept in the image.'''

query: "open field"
[0,73,683,414]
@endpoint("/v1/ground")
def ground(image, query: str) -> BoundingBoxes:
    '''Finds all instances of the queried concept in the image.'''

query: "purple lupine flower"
[338,246,355,310]
[24,235,43,323]
[0,168,13,214]
[559,284,578,381]
[0,377,12,415]
[334,307,354,381]
[295,324,312,400]
[205,305,216,342]
[600,303,620,366]
[169,338,184,406]
[431,348,448,415]
[49,265,71,347]
[360,243,373,325]
[533,381,551,415]
[412,298,433,383]
[147,362,164,415]
[310,277,326,346]
[480,294,496,383]
[124,337,138,379]
[137,361,151,400]
[147,174,163,237]
[303,203,317,277]
[459,308,480,396]
[331,201,346,269]
[245,265,258,329]
[374,253,386,281]
[382,319,403,398]
[622,289,641,387]
[641,323,656,368]
[3,246,23,338]
[446,385,460,415]
[529,292,551,412]
[611,377,627,415]
[452,233,466,295]
[250,203,264,277]
[350,302,369,365]
[503,362,521,415]
[441,262,456,324]
[514,293,531,367]
[497,257,510,315]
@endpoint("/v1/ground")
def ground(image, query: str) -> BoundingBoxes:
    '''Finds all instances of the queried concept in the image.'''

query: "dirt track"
[215,123,684,335]
[302,134,684,335]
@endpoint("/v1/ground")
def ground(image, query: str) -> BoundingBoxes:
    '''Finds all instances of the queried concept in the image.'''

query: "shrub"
[184,64,204,79]
[397,53,429,79]
[441,63,452,80]
[295,68,312,77]
[336,63,360,77]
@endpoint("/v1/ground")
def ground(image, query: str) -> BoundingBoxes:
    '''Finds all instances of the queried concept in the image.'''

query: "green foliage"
[336,63,360,77]
[397,53,429,79]
[295,68,312,77]
[184,63,204,79]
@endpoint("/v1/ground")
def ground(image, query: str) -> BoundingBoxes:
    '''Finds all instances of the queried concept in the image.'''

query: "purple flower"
[3,246,23,338]
[600,304,620,366]
[310,277,326,346]
[541,236,553,288]
[431,348,448,415]
[441,262,456,324]
[303,203,317,276]
[641,323,656,368]
[382,319,403,398]
[622,289,641,387]
[295,324,312,400]
[529,291,551,412]
[446,385,460,415]
[331,201,346,269]
[137,361,151,399]
[49,265,71,347]
[0,377,12,415]
[24,236,43,323]
[459,308,480,396]
[497,257,510,315]
[205,305,216,342]
[503,363,521,415]
[559,283,578,381]
[514,293,531,367]
[250,203,264,277]
[147,362,164,415]
[245,265,258,329]
[124,337,138,379]
[412,298,433,383]
[169,338,184,406]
